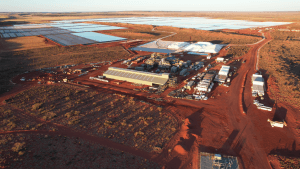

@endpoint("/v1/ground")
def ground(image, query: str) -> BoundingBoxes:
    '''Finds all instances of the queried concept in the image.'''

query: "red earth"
[1,29,300,169]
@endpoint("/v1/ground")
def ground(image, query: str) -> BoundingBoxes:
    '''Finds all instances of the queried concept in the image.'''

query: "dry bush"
[0,45,130,95]
[260,39,300,107]
[94,21,261,44]
[156,26,261,44]
[32,103,43,110]
[93,22,170,40]
[0,106,49,131]
[11,142,25,152]
[271,31,300,41]
[271,154,300,169]
[227,46,251,57]
[0,134,161,168]
[7,84,178,152]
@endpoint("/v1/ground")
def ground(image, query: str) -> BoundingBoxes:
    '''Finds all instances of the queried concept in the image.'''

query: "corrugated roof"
[103,67,169,85]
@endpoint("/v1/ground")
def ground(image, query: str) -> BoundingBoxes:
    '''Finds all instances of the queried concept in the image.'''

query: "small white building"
[215,57,224,63]
[267,119,287,128]
[215,65,230,83]
[252,74,265,96]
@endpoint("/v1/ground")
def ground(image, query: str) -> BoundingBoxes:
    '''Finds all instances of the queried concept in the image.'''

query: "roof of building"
[203,73,215,80]
[218,65,230,76]
[103,67,169,85]
[252,74,264,82]
[183,42,224,53]
[187,81,194,86]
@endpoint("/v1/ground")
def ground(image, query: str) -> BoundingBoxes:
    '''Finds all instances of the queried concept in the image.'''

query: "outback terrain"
[0,12,300,169]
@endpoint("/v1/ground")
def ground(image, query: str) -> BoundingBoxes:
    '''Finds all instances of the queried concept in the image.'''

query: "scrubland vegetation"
[260,31,300,107]
[7,84,178,152]
[95,22,262,44]
[156,26,262,44]
[0,105,56,131]
[0,134,161,168]
[0,45,130,94]
[0,107,18,131]
[227,46,251,58]
[270,154,300,169]
[96,22,171,40]
[271,31,300,41]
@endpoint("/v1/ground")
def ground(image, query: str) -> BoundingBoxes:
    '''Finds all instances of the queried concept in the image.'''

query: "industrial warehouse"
[103,67,170,86]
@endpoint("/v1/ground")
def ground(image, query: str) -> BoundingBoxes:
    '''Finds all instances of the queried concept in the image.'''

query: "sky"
[0,0,299,12]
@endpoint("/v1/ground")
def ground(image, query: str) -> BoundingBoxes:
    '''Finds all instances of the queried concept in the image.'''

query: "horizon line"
[1,10,300,13]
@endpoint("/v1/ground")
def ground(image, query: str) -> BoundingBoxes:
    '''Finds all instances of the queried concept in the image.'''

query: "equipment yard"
[1,12,300,169]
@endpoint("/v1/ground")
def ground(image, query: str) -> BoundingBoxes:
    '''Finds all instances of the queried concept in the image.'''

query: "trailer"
[257,106,272,111]
[90,77,109,82]
[267,119,287,128]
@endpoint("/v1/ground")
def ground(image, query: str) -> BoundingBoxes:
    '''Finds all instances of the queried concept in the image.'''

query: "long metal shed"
[103,67,169,86]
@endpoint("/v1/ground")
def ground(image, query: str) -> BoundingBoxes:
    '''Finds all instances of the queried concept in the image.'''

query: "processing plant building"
[103,67,169,86]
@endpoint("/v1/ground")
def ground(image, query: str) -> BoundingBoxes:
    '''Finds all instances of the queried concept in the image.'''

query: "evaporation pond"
[72,32,126,42]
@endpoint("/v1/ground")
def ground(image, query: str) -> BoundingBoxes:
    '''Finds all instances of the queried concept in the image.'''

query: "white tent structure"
[183,42,224,53]
[167,42,190,50]
[132,40,224,54]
